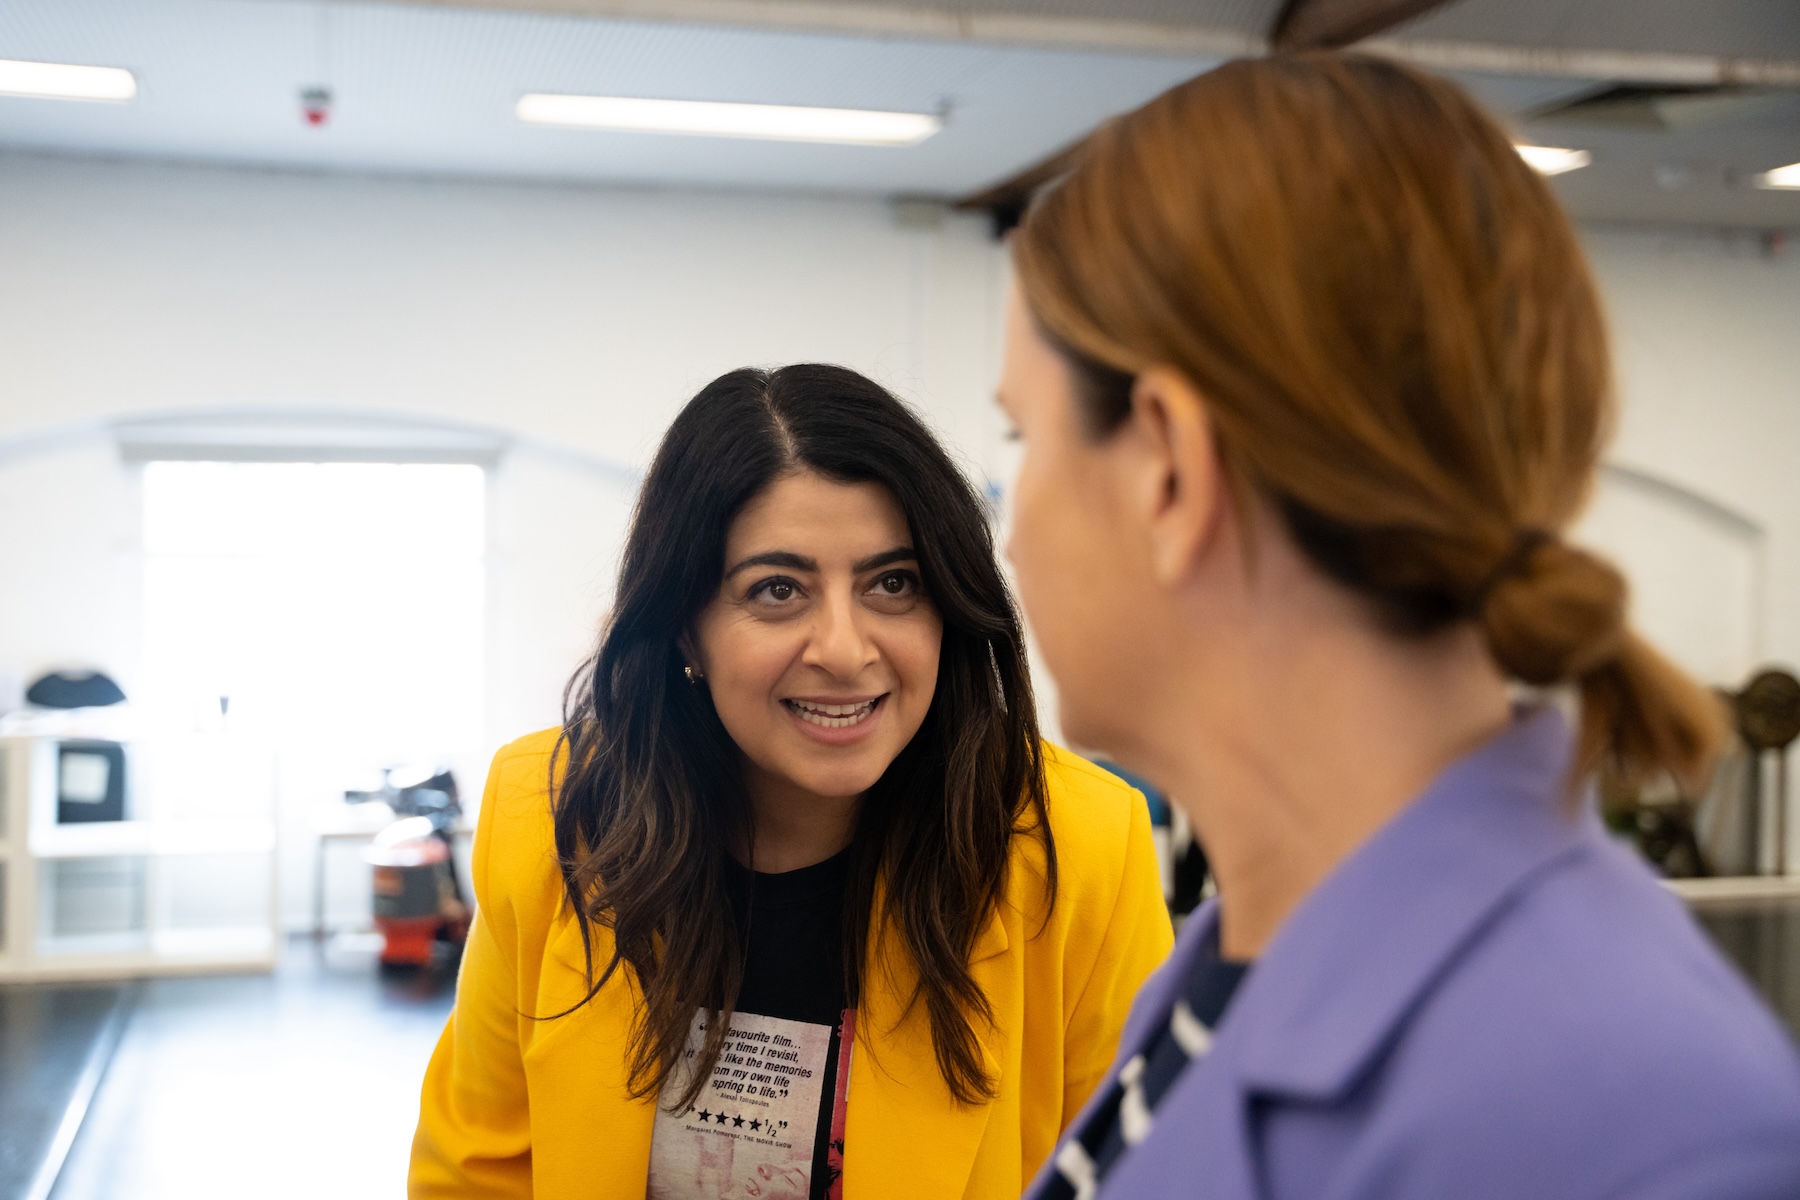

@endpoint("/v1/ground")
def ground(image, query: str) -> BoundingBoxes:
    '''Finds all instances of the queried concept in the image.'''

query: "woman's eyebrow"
[724,550,816,577]
[723,547,917,578]
[853,547,917,572]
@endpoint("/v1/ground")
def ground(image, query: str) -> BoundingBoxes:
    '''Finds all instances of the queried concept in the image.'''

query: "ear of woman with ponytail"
[999,50,1800,1200]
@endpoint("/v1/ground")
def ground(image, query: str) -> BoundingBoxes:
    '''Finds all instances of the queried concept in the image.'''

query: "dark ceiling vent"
[1531,84,1780,132]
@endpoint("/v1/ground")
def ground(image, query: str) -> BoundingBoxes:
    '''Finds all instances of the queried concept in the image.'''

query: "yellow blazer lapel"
[844,906,1012,1199]
[526,910,659,1196]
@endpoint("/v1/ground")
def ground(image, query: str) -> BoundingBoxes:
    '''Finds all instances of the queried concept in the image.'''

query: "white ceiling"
[0,0,1218,194]
[0,0,1796,228]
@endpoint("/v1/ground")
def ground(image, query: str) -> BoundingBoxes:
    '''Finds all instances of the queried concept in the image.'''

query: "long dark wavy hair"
[553,364,1053,1109]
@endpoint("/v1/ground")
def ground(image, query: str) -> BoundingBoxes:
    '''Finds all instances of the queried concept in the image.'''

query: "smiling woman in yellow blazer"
[409,365,1172,1200]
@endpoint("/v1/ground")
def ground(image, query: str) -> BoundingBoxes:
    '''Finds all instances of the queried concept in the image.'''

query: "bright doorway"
[139,461,486,930]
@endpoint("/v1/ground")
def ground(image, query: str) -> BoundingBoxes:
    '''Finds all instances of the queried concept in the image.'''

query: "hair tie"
[1470,528,1553,617]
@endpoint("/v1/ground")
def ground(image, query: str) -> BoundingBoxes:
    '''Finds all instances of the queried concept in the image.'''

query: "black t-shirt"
[723,848,852,1200]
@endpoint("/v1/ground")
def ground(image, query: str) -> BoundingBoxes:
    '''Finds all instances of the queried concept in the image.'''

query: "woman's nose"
[805,591,876,679]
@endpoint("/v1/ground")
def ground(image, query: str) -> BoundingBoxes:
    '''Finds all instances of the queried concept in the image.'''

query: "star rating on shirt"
[689,1109,793,1133]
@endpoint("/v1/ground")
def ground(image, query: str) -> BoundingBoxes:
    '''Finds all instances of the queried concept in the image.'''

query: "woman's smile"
[783,694,887,741]
[785,695,881,724]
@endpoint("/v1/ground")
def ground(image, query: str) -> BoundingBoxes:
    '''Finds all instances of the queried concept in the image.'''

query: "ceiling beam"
[372,0,1261,60]
[378,0,1800,88]
[1271,0,1457,52]
[952,33,1800,236]
[952,138,1086,236]
[1362,38,1800,87]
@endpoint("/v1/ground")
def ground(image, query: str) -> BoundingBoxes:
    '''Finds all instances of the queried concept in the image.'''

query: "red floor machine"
[346,766,471,966]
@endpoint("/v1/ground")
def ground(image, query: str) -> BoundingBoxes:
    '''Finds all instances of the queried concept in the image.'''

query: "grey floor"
[47,937,455,1200]
[1697,902,1800,1040]
[0,983,128,1198]
[2,908,1796,1200]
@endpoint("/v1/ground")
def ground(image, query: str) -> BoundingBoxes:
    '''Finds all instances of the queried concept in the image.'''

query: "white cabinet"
[0,733,278,981]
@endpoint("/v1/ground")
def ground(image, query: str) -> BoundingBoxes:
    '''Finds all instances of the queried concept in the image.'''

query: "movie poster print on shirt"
[648,1009,834,1200]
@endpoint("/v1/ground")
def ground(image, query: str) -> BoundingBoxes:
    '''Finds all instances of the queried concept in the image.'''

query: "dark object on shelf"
[1734,669,1800,877]
[1624,806,1709,879]
[26,671,126,710]
[347,766,470,966]
[1600,758,1710,878]
[56,740,128,825]
[1738,670,1800,753]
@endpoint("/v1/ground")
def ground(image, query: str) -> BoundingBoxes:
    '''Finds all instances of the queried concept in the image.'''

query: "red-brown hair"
[1013,51,1725,788]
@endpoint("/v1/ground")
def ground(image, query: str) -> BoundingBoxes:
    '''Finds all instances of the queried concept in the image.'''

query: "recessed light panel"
[1755,162,1800,190]
[0,58,136,102]
[516,94,941,146]
[1515,144,1592,176]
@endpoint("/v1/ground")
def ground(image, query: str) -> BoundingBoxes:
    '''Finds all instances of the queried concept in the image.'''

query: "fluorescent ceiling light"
[516,94,940,146]
[1515,144,1592,176]
[0,58,136,102]
[1754,162,1800,190]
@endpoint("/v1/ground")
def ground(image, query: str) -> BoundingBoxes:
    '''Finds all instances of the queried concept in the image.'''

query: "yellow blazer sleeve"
[1057,777,1174,1126]
[410,749,537,1198]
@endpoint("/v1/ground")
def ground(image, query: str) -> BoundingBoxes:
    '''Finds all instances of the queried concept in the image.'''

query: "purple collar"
[1169,706,1591,1101]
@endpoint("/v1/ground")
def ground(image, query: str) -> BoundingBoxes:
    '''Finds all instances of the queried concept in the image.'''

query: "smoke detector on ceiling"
[300,86,332,128]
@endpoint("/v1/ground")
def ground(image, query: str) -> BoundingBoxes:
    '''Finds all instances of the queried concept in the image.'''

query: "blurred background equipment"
[345,766,471,967]
[1605,667,1800,882]
[1670,668,1800,879]
[0,727,279,985]
[25,671,126,710]
[57,740,128,825]
[1733,668,1800,876]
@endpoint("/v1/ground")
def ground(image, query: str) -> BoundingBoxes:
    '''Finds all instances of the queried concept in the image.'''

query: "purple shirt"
[1028,708,1800,1199]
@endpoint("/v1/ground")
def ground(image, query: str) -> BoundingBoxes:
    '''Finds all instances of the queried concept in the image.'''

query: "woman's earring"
[684,665,700,684]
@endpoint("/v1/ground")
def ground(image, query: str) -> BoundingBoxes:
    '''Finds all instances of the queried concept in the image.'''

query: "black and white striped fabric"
[1043,929,1249,1200]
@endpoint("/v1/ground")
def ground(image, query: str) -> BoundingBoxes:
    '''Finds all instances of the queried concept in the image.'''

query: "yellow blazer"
[411,730,1173,1199]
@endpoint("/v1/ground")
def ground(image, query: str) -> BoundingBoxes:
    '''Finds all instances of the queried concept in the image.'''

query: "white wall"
[0,152,1008,480]
[1582,227,1800,681]
[0,437,144,700]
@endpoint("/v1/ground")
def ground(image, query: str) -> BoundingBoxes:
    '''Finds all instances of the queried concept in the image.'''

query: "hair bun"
[1481,538,1627,686]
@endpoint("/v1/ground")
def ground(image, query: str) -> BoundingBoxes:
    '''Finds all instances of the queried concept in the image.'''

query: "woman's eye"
[869,571,918,598]
[749,577,800,603]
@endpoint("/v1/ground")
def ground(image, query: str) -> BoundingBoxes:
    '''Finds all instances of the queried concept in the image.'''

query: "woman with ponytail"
[998,52,1800,1200]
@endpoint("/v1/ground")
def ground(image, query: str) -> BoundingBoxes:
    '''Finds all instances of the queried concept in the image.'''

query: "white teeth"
[788,699,878,728]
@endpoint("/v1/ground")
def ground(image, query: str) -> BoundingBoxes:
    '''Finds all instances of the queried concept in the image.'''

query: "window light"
[516,93,941,146]
[1754,162,1800,190]
[1515,145,1592,176]
[0,58,136,102]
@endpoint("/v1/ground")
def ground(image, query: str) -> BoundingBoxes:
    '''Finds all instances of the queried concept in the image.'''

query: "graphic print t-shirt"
[646,849,853,1200]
